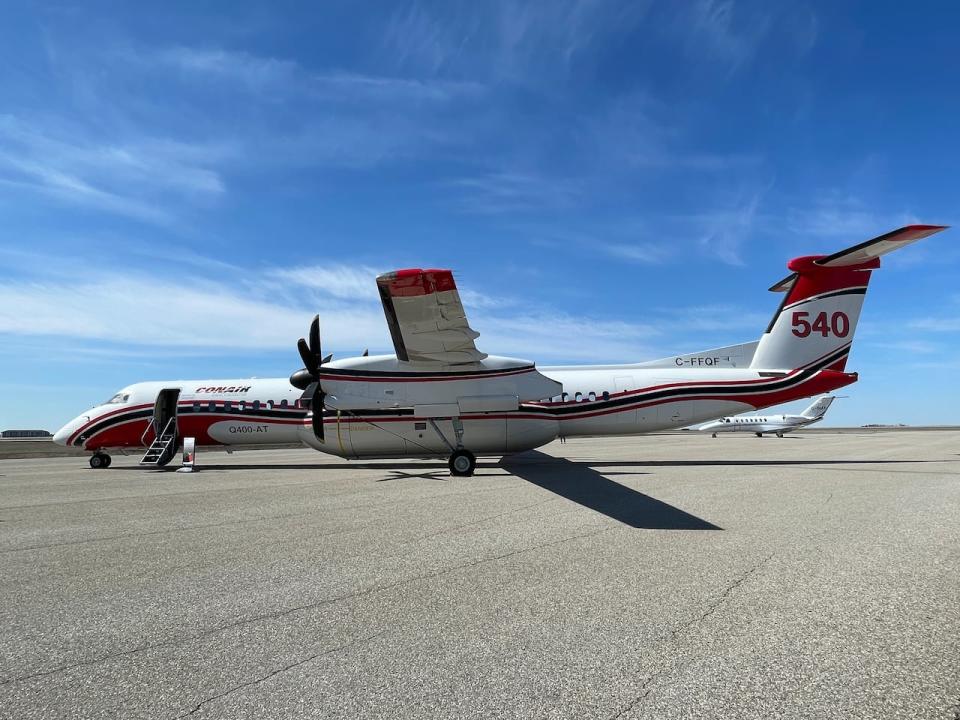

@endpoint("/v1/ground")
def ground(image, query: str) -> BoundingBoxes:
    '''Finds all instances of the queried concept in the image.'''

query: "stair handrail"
[157,416,177,445]
[141,415,176,448]
[140,416,156,446]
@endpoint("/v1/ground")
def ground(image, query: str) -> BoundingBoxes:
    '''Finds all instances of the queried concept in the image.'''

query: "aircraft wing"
[376,269,488,364]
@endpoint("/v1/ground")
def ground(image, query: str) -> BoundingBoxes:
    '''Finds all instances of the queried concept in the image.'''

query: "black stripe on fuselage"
[524,347,848,417]
[73,408,154,446]
[317,364,535,379]
[75,405,309,446]
[333,344,850,422]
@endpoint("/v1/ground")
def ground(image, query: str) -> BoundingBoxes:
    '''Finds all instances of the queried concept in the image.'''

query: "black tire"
[102,454,112,468]
[448,449,476,477]
[755,432,763,438]
[89,454,105,469]
[776,432,784,438]
[711,433,717,438]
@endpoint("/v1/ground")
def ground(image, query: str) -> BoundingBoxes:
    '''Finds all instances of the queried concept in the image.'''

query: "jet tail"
[750,225,947,372]
[800,394,836,419]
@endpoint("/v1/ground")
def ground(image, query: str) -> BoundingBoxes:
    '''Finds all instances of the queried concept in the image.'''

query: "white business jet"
[699,394,837,438]
[53,225,946,475]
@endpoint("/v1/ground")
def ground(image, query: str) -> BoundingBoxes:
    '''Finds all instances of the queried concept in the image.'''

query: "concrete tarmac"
[0,430,958,719]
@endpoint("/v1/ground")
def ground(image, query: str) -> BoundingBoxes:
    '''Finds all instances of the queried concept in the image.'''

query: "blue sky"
[1,0,958,430]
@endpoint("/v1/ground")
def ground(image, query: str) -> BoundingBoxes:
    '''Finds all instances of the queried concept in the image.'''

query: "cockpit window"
[106,392,130,404]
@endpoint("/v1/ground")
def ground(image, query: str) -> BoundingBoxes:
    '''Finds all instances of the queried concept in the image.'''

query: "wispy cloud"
[677,0,773,74]
[0,114,226,222]
[383,0,651,83]
[266,265,383,301]
[695,190,765,266]
[601,243,672,264]
[867,339,940,354]
[786,193,921,242]
[0,251,665,363]
[450,173,584,214]
[910,317,960,333]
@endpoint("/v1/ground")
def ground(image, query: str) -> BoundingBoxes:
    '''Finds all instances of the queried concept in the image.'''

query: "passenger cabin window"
[192,402,200,412]
[575,392,583,403]
[224,401,233,411]
[602,391,609,401]
[238,401,246,412]
[561,393,569,402]
[588,391,596,402]
[208,401,216,412]
[280,398,288,408]
[266,400,273,410]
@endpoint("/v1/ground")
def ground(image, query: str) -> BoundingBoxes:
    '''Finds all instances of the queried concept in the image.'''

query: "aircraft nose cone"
[52,424,71,446]
[52,415,87,447]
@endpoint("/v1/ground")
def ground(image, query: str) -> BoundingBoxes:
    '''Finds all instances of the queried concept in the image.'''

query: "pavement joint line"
[671,552,776,637]
[174,629,388,719]
[1,524,611,687]
[606,552,776,719]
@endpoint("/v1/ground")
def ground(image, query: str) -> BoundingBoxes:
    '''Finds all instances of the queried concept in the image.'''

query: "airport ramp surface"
[1,430,958,719]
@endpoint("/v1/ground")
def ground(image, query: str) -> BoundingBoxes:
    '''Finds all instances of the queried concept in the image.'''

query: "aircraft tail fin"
[800,394,836,419]
[750,225,947,372]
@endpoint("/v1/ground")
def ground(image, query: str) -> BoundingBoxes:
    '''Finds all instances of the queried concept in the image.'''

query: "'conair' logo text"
[194,386,252,394]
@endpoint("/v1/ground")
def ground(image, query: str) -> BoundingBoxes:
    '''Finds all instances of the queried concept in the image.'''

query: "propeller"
[290,315,329,441]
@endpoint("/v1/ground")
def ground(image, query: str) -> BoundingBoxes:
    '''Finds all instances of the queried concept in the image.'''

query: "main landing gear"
[448,449,477,477]
[428,417,477,476]
[755,432,763,438]
[89,452,112,469]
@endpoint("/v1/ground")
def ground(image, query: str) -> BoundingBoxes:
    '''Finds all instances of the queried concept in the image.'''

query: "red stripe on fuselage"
[319,369,856,426]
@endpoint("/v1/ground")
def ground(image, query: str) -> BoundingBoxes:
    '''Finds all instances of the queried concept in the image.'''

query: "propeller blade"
[309,314,321,357]
[311,389,325,441]
[321,353,333,365]
[297,338,316,374]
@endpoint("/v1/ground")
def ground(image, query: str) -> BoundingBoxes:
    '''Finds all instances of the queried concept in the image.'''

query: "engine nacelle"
[317,354,562,410]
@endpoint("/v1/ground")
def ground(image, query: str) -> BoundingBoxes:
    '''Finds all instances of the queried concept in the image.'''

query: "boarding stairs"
[139,417,178,466]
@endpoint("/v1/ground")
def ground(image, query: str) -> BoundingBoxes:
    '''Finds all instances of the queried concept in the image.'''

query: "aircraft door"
[152,388,181,445]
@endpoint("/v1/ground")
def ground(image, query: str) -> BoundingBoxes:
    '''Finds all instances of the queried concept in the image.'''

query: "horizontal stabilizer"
[769,225,948,292]
[637,341,759,369]
[816,224,947,267]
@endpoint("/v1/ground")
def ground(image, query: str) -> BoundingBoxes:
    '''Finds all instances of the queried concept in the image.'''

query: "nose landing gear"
[89,452,112,469]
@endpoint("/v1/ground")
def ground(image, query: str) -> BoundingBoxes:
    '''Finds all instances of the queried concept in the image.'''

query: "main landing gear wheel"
[755,432,763,438]
[89,453,111,469]
[776,431,784,438]
[711,433,717,438]
[448,449,476,477]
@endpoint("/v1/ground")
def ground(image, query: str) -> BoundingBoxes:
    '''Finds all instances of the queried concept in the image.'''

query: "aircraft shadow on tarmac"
[501,451,721,531]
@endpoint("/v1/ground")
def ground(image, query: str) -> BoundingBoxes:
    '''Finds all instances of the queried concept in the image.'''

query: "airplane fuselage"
[54,351,854,458]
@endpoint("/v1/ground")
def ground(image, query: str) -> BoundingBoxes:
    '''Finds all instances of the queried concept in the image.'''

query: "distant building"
[1,430,52,439]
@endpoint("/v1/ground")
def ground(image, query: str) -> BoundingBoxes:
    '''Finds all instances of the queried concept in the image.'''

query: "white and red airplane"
[53,225,946,475]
